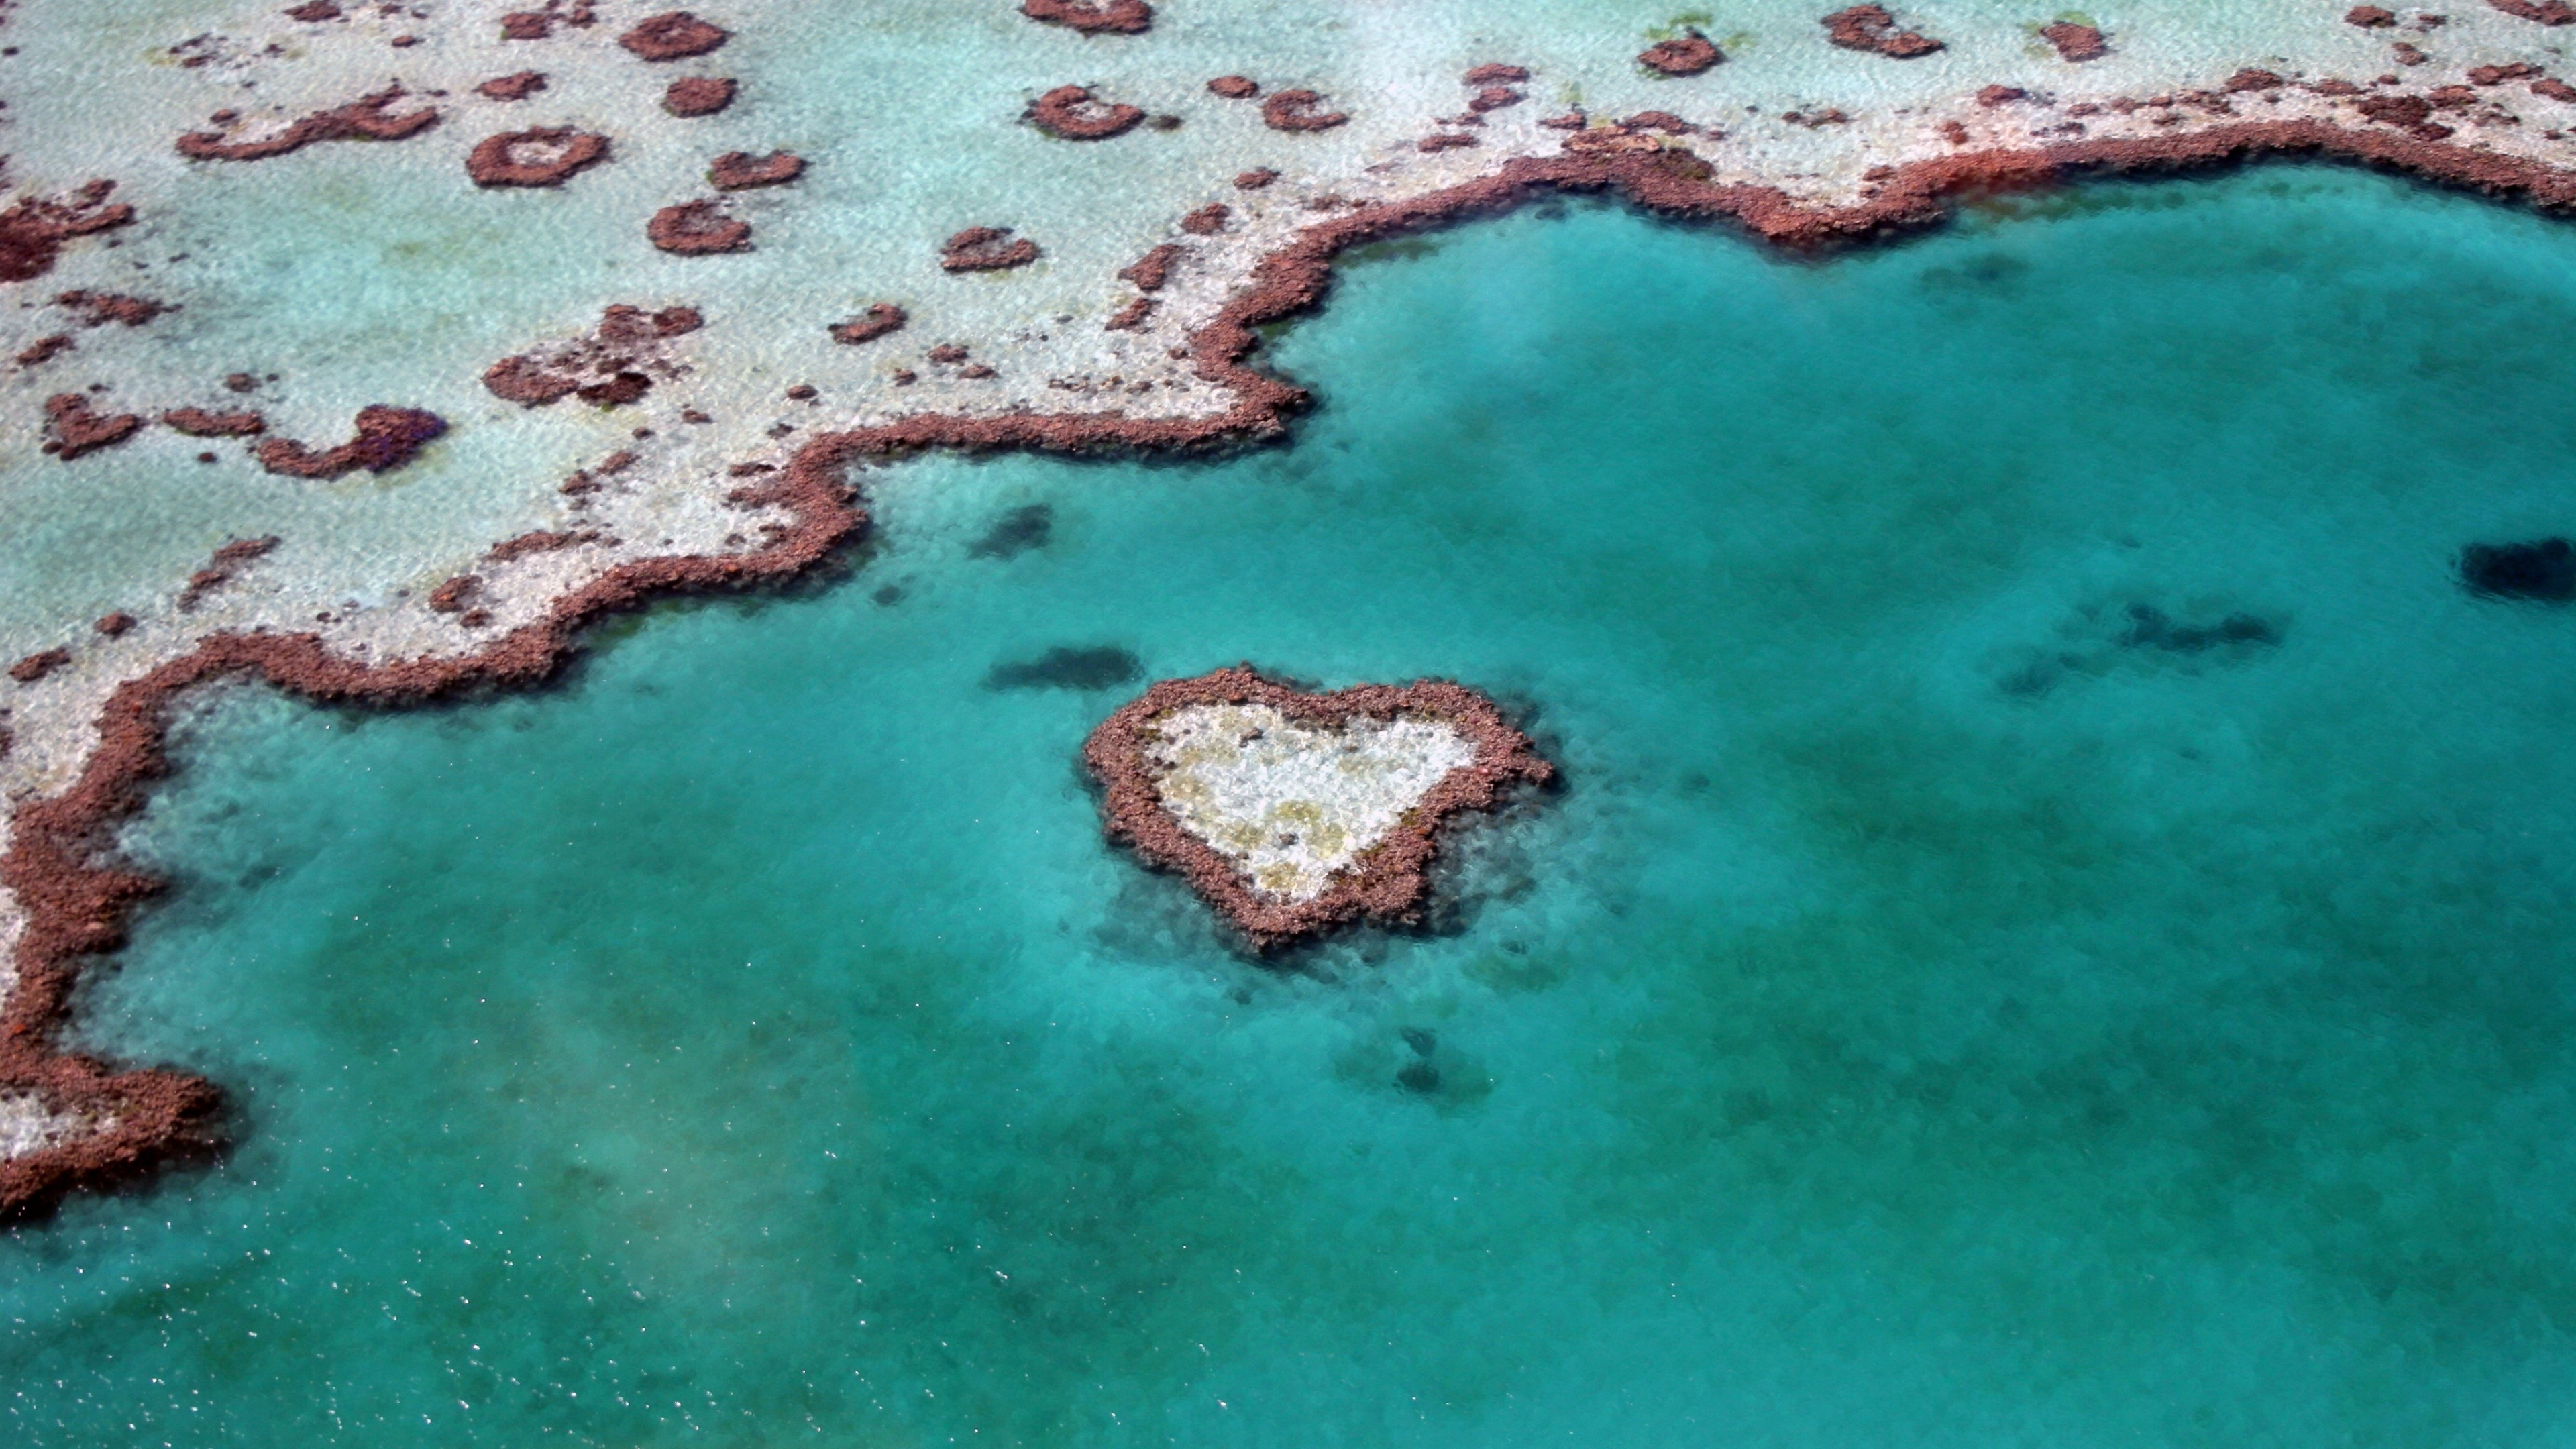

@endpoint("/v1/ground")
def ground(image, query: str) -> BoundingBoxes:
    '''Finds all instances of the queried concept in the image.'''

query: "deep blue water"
[13,166,2576,1445]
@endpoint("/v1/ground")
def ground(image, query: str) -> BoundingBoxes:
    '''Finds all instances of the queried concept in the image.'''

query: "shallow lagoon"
[13,166,2576,1444]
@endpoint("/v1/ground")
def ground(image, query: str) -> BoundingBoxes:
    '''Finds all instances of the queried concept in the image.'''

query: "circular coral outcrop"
[648,199,751,254]
[1639,34,1721,74]
[466,127,610,186]
[1261,89,1348,131]
[663,76,736,115]
[619,11,728,60]
[1028,84,1146,139]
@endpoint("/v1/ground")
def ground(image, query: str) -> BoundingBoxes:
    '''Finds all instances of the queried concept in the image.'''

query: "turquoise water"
[14,166,2576,1444]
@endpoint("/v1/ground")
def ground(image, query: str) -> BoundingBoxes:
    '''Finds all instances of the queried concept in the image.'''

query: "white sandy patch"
[0,1089,99,1161]
[1143,702,1474,902]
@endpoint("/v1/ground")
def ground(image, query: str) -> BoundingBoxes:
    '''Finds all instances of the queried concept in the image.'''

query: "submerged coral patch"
[2461,537,2576,600]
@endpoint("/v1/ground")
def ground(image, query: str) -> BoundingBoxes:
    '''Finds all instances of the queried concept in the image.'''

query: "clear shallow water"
[13,166,2576,1444]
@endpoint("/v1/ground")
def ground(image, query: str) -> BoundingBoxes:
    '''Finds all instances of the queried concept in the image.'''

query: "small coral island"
[1083,667,1551,949]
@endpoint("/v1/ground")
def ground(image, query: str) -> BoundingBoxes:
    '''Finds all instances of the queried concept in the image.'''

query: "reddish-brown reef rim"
[663,75,735,116]
[2491,0,2576,24]
[619,11,727,60]
[1020,0,1152,34]
[941,225,1040,270]
[647,199,751,254]
[829,303,906,345]
[40,393,142,460]
[176,88,438,162]
[1263,89,1349,131]
[466,127,611,187]
[2041,21,2108,62]
[0,182,132,284]
[475,70,547,101]
[19,99,2576,1220]
[1081,667,1552,950]
[1639,34,1721,75]
[255,405,446,478]
[708,150,803,190]
[1028,83,1146,140]
[1824,5,1945,57]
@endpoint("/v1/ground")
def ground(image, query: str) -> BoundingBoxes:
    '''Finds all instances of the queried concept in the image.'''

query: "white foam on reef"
[5,0,2576,1138]
[1144,702,1474,901]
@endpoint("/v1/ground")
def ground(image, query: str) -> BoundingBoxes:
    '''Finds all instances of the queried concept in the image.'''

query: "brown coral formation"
[1020,0,1152,34]
[1262,89,1349,131]
[1420,132,1479,152]
[1464,63,1532,84]
[2358,92,2438,129]
[940,225,1040,270]
[484,303,700,406]
[427,576,481,613]
[53,290,169,327]
[476,70,547,101]
[41,393,142,460]
[0,181,133,284]
[15,334,72,366]
[177,536,278,611]
[254,405,445,478]
[619,11,727,60]
[466,127,610,187]
[1825,5,1944,56]
[1180,203,1231,233]
[1638,34,1721,75]
[1235,167,1279,189]
[648,199,751,254]
[828,303,907,345]
[2042,21,2108,61]
[1208,75,1259,99]
[708,150,803,189]
[1028,83,1146,140]
[9,649,70,684]
[161,407,265,437]
[2491,0,2576,22]
[1105,297,1155,330]
[486,529,605,563]
[2348,5,2398,23]
[1118,243,1181,291]
[1083,668,1552,949]
[176,88,437,161]
[663,76,735,115]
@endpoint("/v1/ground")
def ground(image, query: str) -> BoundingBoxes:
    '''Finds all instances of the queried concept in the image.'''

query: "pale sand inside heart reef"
[1139,702,1477,903]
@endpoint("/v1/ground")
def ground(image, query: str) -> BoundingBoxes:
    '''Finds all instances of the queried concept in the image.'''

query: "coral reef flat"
[11,0,2576,1436]
[15,178,2576,1442]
